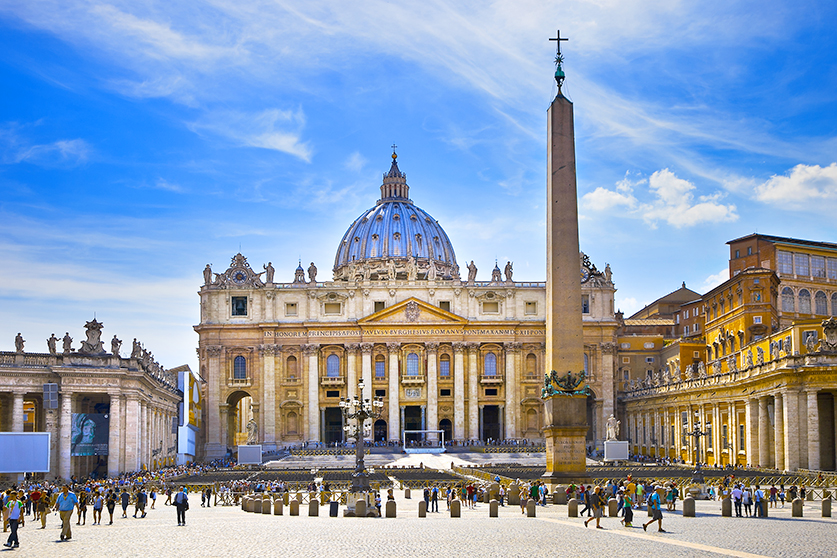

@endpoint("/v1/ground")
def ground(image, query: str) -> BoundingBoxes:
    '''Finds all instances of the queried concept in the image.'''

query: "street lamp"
[339,378,384,493]
[684,420,710,466]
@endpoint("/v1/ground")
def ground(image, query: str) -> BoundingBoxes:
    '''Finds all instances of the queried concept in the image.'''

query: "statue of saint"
[308,262,318,283]
[263,262,275,283]
[407,256,417,281]
[14,333,25,353]
[47,334,58,355]
[203,264,213,285]
[452,263,461,282]
[426,259,437,281]
[387,259,397,280]
[467,260,478,284]
[605,414,620,441]
[62,332,73,355]
[604,263,612,282]
[504,261,513,282]
[111,335,122,356]
[246,418,259,445]
[131,338,142,359]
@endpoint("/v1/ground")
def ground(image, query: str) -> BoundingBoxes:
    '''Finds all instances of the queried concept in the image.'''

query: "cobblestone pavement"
[3,495,833,558]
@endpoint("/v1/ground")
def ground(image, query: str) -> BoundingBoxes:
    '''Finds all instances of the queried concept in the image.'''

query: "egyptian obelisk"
[542,31,589,482]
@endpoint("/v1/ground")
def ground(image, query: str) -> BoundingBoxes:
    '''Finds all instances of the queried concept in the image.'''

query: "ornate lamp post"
[684,415,710,483]
[339,378,384,493]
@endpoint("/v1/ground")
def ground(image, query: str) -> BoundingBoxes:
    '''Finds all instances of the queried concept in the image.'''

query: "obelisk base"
[541,395,590,486]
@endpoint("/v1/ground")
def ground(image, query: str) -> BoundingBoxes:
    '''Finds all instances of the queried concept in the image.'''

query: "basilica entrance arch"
[374,419,387,442]
[439,419,452,442]
[226,390,253,448]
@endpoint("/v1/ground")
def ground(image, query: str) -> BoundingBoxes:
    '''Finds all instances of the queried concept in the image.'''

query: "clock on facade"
[232,269,247,285]
[581,265,591,283]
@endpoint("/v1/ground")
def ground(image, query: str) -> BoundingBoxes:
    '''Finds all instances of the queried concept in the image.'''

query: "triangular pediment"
[358,297,468,325]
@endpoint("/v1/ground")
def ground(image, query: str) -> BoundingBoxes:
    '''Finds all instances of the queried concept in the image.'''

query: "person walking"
[174,487,189,526]
[36,492,49,529]
[584,486,605,529]
[76,489,88,525]
[4,491,23,548]
[120,489,130,518]
[54,485,78,541]
[430,485,439,513]
[105,491,116,525]
[620,490,634,527]
[92,492,104,525]
[642,486,665,533]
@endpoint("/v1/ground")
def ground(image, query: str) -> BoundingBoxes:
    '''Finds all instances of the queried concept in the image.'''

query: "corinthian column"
[453,342,466,441]
[504,342,519,439]
[204,345,224,459]
[807,390,820,471]
[360,343,374,441]
[108,392,123,477]
[387,343,401,441]
[467,343,479,440]
[261,344,277,445]
[346,344,360,400]
[59,391,74,480]
[426,342,439,441]
[303,344,320,442]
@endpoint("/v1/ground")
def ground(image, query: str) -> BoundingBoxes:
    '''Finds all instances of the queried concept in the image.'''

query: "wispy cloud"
[0,125,90,166]
[188,108,312,162]
[755,163,837,209]
[702,268,730,291]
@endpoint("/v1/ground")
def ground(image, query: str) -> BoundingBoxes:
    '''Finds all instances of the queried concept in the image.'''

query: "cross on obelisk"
[549,30,569,89]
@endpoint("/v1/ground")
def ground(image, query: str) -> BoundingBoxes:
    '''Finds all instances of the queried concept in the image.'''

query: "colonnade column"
[108,393,122,477]
[11,391,24,432]
[467,343,479,440]
[757,397,769,468]
[360,343,373,441]
[262,344,276,445]
[426,343,439,442]
[346,344,359,400]
[782,389,799,471]
[728,402,736,465]
[304,344,320,442]
[808,390,820,471]
[387,343,400,441]
[453,343,466,441]
[503,342,518,440]
[205,345,223,458]
[59,391,74,480]
[713,404,722,465]
[123,396,140,473]
[774,393,785,470]
[139,401,147,469]
[662,409,669,458]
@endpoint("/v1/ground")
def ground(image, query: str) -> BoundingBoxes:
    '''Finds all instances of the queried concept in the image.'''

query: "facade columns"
[346,344,359,400]
[426,342,439,441]
[503,342,518,440]
[11,391,24,432]
[304,344,320,442]
[782,389,799,471]
[108,393,122,477]
[360,343,374,441]
[218,404,230,452]
[808,390,820,471]
[387,343,400,441]
[774,393,785,470]
[467,343,479,440]
[204,345,224,458]
[758,397,769,468]
[453,342,466,441]
[58,391,73,480]
[261,344,276,445]
[123,396,140,473]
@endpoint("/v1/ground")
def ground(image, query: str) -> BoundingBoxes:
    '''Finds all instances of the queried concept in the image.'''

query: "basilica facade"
[195,154,619,459]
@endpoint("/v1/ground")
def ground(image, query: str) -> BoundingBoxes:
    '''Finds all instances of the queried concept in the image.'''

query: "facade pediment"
[358,297,468,325]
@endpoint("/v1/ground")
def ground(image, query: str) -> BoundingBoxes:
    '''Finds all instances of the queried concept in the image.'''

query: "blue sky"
[2,1,837,369]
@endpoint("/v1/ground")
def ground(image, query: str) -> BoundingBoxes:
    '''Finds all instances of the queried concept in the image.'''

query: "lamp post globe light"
[339,378,384,493]
[684,414,710,483]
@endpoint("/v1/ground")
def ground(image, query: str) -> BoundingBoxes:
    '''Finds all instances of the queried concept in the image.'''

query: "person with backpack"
[643,486,665,532]
[4,491,23,548]
[584,486,605,529]
[174,487,189,526]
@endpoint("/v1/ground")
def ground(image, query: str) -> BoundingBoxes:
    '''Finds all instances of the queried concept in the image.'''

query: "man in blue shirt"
[53,485,78,541]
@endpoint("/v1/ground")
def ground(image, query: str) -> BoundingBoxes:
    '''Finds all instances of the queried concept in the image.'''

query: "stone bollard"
[483,491,491,504]
[508,484,520,506]
[792,498,803,517]
[253,498,262,514]
[355,498,367,518]
[404,488,411,499]
[683,497,695,517]
[386,500,396,518]
[761,500,768,518]
[526,499,536,517]
[489,483,500,502]
[554,485,567,505]
[309,499,319,517]
[418,500,427,517]
[721,497,732,517]
[283,492,290,506]
[608,498,618,517]
[490,499,498,517]
[568,498,579,517]
[822,498,832,518]
[289,499,300,516]
[262,496,272,514]
[450,499,461,518]
[241,496,248,511]
[274,498,283,515]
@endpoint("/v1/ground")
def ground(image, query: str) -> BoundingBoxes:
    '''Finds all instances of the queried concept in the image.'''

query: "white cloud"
[582,186,637,211]
[188,108,312,162]
[755,163,837,207]
[1,134,90,166]
[702,268,729,291]
[344,152,367,172]
[615,296,641,316]
[153,178,184,193]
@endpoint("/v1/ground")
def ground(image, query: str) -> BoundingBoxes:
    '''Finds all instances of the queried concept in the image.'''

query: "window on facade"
[324,302,341,315]
[777,251,793,274]
[484,352,497,376]
[739,424,745,449]
[748,247,752,255]
[406,352,419,376]
[812,256,826,278]
[525,301,537,315]
[286,356,297,379]
[583,353,589,373]
[482,302,499,313]
[782,287,795,312]
[439,355,451,377]
[581,295,590,314]
[439,301,451,312]
[526,354,537,376]
[719,299,725,314]
[440,388,451,397]
[832,293,837,316]
[375,389,386,397]
[816,291,828,315]
[233,356,246,379]
[285,302,298,316]
[684,325,690,335]
[485,388,498,396]
[374,301,386,313]
[803,330,818,346]
[326,354,340,377]
[795,253,810,276]
[622,356,630,364]
[326,390,339,398]
[375,356,386,378]
[799,289,812,314]
[829,258,837,280]
[232,296,247,316]
[753,316,762,324]
[645,357,655,363]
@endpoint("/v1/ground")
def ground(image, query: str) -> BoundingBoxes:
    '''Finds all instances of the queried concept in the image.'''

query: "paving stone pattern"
[4,495,834,557]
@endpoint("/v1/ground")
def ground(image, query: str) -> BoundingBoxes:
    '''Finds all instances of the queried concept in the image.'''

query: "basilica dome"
[333,153,458,281]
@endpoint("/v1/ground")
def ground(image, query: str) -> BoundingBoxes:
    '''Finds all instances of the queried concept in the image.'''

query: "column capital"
[386,342,400,352]
[302,343,319,355]
[464,342,479,353]
[346,343,361,353]
[425,342,440,353]
[360,342,374,354]
[452,342,467,353]
[205,345,222,357]
[503,341,521,352]
[259,344,278,356]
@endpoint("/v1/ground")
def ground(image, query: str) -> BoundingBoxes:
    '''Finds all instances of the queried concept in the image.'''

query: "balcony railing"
[401,374,426,385]
[321,375,345,386]
[227,377,252,388]
[480,374,504,385]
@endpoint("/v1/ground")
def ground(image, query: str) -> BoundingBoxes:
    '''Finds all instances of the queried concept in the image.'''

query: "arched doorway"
[374,419,387,442]
[439,419,452,443]
[226,390,253,448]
